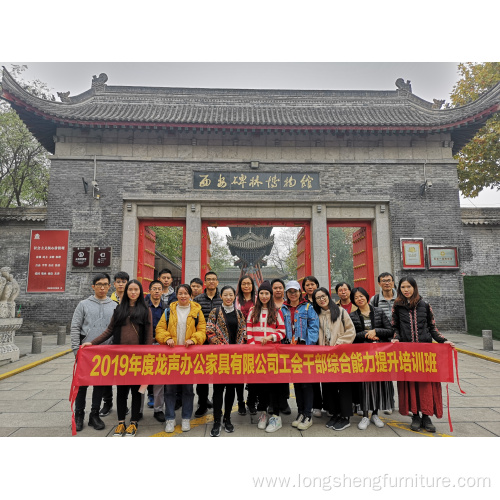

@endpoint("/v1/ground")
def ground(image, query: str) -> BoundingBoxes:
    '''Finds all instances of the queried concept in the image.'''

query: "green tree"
[152,226,183,265]
[208,229,235,275]
[0,65,53,207]
[449,62,500,197]
[329,227,354,288]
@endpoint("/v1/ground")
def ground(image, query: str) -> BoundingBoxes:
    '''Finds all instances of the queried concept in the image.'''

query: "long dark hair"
[251,289,278,326]
[395,276,421,308]
[113,279,150,344]
[313,287,340,323]
[236,275,256,305]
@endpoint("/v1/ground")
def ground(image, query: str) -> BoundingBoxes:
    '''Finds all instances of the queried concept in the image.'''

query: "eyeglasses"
[380,279,393,283]
[150,287,163,292]
[206,278,218,282]
[94,283,110,288]
[315,295,328,301]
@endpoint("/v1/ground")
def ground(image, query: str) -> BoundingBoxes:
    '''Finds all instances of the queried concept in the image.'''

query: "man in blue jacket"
[281,280,319,431]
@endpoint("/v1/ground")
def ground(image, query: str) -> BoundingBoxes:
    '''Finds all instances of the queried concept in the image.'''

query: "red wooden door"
[137,226,156,286]
[296,227,306,284]
[352,227,374,296]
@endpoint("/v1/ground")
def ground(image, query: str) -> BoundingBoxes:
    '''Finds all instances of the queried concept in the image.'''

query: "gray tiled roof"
[2,67,499,154]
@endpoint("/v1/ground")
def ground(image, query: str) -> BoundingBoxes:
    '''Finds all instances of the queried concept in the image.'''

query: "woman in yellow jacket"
[155,283,206,433]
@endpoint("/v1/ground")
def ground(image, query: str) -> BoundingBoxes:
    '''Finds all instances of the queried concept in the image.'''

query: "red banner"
[71,343,454,386]
[27,229,69,292]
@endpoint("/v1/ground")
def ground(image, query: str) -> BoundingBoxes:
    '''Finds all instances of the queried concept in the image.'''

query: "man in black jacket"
[193,271,223,416]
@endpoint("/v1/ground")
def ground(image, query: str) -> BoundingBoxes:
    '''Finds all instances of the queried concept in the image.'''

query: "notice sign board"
[401,238,425,270]
[428,246,459,269]
[72,247,91,268]
[93,247,111,267]
[27,230,69,292]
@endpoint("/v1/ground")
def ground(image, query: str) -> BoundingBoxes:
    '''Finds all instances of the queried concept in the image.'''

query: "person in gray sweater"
[70,273,117,432]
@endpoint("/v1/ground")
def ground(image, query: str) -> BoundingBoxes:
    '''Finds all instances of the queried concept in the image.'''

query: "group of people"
[71,268,454,437]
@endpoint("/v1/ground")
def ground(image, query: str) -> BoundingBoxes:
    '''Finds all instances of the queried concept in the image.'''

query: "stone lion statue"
[0,267,21,318]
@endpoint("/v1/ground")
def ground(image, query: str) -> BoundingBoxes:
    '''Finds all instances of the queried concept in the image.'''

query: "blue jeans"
[165,384,194,420]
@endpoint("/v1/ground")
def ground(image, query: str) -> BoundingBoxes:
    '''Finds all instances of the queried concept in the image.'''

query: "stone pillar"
[0,267,22,363]
[310,204,329,289]
[121,202,139,278]
[184,203,201,282]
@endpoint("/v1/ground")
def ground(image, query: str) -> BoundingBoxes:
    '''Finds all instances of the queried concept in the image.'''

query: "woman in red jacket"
[246,281,286,433]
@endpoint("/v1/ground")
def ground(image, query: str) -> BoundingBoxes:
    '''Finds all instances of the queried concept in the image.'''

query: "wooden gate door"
[137,226,156,287]
[352,226,375,297]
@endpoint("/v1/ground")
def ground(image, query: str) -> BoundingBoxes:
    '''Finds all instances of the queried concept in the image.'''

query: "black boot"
[75,410,84,432]
[88,409,105,430]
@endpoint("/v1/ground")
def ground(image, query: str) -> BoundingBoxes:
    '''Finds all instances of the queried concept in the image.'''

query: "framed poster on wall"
[400,238,425,270]
[428,246,459,269]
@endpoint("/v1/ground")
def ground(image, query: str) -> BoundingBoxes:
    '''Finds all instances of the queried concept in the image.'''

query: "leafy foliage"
[329,227,355,288]
[208,229,235,275]
[449,62,500,197]
[152,226,183,265]
[268,227,300,280]
[0,65,53,207]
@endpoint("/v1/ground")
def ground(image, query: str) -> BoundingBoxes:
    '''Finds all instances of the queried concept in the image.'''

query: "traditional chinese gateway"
[1,67,500,333]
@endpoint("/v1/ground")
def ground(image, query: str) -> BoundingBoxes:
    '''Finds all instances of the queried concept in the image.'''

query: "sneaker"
[410,414,422,432]
[181,419,191,432]
[292,414,304,428]
[312,408,322,418]
[384,409,393,415]
[327,411,334,417]
[247,403,257,415]
[194,406,208,418]
[238,402,247,416]
[266,406,274,415]
[265,415,282,433]
[358,416,370,430]
[297,416,313,430]
[125,422,137,437]
[206,398,213,409]
[223,417,235,433]
[371,414,385,428]
[326,416,339,429]
[210,421,221,437]
[154,411,166,423]
[280,404,292,415]
[113,422,126,437]
[165,419,176,433]
[147,395,154,408]
[421,415,436,433]
[88,409,105,430]
[333,417,350,431]
[356,405,363,416]
[257,411,268,430]
[99,402,113,417]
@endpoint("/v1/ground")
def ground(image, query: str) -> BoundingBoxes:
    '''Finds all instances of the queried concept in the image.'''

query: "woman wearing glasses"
[312,287,356,431]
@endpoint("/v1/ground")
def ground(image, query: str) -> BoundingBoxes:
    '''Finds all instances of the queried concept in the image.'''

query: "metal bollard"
[32,332,43,354]
[57,325,66,345]
[482,330,493,351]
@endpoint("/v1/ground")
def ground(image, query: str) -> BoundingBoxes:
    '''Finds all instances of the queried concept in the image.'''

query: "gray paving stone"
[434,422,498,437]
[29,389,71,400]
[475,421,500,436]
[10,382,72,391]
[445,397,500,408]
[0,427,16,436]
[0,382,23,390]
[0,411,71,427]
[7,374,70,383]
[8,427,73,437]
[0,400,61,412]
[0,389,43,400]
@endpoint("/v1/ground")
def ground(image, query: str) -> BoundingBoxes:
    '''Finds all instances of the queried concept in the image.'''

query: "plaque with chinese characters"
[193,172,320,191]
[428,246,459,269]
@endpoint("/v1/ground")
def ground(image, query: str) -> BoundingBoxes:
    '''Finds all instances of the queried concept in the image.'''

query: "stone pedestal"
[0,318,23,363]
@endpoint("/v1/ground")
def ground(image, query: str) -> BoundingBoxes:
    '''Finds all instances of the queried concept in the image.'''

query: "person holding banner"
[350,287,393,431]
[312,287,356,431]
[83,279,153,437]
[206,285,247,437]
[391,277,454,433]
[156,283,206,433]
[246,281,286,433]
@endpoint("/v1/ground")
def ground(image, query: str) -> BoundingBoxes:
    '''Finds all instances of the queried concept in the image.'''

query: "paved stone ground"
[0,332,499,438]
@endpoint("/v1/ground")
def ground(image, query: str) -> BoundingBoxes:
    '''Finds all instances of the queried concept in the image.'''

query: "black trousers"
[102,385,113,403]
[312,382,323,409]
[75,385,103,412]
[255,384,282,415]
[117,385,142,422]
[196,384,209,405]
[212,384,236,421]
[235,383,244,404]
[322,382,353,418]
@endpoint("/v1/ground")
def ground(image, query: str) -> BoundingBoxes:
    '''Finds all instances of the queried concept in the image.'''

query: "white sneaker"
[257,411,268,430]
[265,415,282,433]
[358,416,370,430]
[181,419,191,432]
[356,405,364,416]
[165,419,176,433]
[312,408,322,418]
[371,414,385,428]
[384,409,393,415]
[292,414,304,428]
[297,416,313,430]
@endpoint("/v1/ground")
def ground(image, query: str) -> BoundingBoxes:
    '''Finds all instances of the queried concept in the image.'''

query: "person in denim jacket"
[281,280,319,431]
